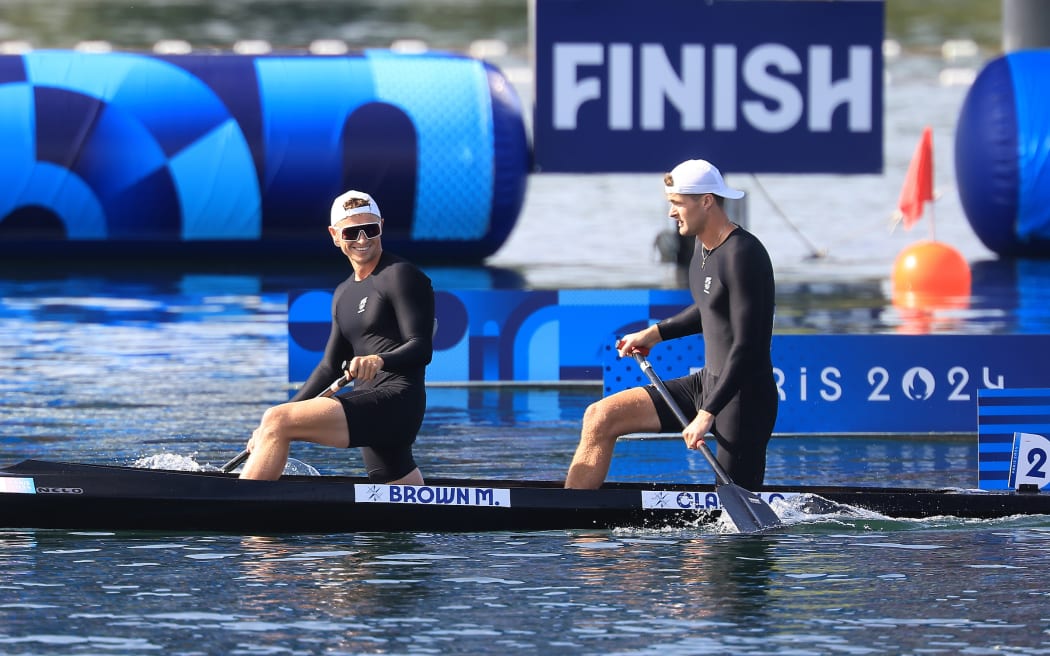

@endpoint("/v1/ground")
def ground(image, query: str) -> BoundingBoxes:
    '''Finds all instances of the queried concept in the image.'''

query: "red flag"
[896,127,934,230]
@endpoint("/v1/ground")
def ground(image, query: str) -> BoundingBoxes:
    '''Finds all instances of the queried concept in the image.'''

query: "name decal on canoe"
[641,490,793,511]
[0,477,36,494]
[355,484,511,508]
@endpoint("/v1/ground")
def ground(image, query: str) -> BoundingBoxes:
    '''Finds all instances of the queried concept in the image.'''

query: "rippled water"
[2,275,1050,655]
[3,522,1049,655]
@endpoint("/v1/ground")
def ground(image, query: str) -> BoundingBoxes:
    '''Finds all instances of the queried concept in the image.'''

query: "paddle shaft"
[631,352,782,532]
[632,353,733,486]
[220,370,352,473]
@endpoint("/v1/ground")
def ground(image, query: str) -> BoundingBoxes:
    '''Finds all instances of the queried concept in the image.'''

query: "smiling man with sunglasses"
[239,190,435,484]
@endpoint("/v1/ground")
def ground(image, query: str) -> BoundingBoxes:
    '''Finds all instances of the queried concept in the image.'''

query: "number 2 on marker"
[1026,447,1048,480]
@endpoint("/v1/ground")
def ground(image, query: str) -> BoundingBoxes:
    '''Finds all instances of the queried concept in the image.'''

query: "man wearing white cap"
[240,190,435,483]
[566,159,777,490]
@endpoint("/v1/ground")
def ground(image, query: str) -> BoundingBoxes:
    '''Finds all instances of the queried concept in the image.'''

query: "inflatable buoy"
[891,240,972,311]
[0,50,530,261]
[955,50,1050,257]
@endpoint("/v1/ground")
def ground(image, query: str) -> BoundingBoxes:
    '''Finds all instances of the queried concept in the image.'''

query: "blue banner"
[604,335,1050,434]
[289,288,691,384]
[289,288,1050,436]
[532,0,884,173]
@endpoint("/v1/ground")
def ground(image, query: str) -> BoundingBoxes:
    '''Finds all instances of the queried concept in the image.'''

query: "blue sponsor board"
[978,388,1050,490]
[605,335,1050,435]
[532,0,884,173]
[290,288,1050,436]
[289,288,691,384]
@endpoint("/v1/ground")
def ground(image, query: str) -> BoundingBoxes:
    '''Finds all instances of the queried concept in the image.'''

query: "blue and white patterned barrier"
[0,50,529,260]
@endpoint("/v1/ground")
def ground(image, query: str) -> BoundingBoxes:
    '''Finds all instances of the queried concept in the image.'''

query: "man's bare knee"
[582,400,619,439]
[257,405,294,442]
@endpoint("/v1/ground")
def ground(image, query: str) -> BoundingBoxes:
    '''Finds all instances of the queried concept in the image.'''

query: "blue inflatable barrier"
[0,50,529,261]
[956,50,1050,257]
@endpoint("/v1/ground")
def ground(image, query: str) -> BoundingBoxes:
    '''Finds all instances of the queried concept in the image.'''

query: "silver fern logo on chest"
[704,276,712,294]
[358,297,368,313]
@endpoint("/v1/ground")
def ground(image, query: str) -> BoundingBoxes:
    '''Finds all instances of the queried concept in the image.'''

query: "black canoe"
[1,459,1048,533]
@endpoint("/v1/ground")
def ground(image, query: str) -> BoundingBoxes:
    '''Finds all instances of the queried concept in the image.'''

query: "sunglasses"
[338,222,382,242]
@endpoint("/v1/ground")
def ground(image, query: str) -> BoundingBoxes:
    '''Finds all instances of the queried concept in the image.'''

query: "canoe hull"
[2,460,1048,533]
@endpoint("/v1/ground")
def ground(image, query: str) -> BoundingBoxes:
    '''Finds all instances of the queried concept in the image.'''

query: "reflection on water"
[4,524,1048,654]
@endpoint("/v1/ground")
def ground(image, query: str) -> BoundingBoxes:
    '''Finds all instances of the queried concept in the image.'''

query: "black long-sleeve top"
[292,251,434,401]
[657,228,775,415]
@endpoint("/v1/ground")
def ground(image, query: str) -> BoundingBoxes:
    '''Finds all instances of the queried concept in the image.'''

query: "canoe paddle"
[220,365,352,474]
[631,351,782,532]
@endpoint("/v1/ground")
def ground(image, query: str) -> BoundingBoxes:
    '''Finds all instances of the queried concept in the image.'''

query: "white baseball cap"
[664,159,745,199]
[330,189,382,225]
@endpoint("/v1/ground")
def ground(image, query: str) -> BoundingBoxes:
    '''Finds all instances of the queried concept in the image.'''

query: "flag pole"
[928,126,936,242]
[928,194,936,242]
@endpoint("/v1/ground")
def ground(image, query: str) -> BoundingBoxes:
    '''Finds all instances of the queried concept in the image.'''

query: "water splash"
[281,459,321,476]
[132,453,204,471]
[772,493,893,525]
[132,452,319,476]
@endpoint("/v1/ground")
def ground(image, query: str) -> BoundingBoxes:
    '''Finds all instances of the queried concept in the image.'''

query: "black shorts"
[337,386,424,483]
[644,368,778,488]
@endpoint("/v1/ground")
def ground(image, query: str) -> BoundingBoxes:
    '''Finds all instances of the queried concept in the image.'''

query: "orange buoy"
[891,240,972,312]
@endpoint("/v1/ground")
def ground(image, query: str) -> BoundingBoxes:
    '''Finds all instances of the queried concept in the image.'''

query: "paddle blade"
[717,483,782,533]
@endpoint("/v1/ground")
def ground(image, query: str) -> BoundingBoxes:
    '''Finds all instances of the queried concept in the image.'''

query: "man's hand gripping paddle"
[624,344,782,532]
[220,364,353,474]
